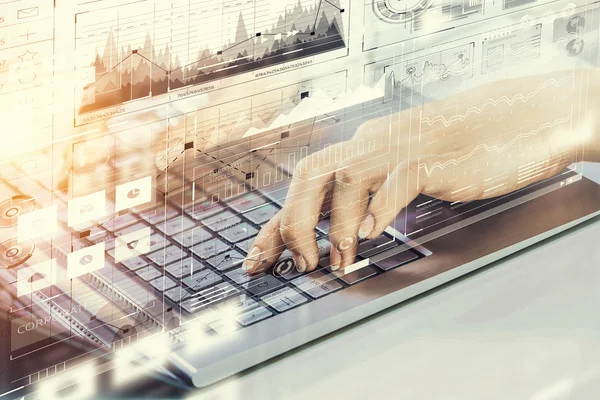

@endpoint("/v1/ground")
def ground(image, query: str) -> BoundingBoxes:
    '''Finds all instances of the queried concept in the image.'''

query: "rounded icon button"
[336,235,357,252]
[0,195,34,228]
[79,254,94,266]
[0,238,35,269]
[273,258,294,278]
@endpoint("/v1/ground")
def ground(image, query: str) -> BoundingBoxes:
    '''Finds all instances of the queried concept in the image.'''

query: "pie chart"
[127,188,141,199]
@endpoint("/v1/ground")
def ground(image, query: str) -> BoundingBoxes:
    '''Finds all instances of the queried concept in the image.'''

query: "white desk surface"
[183,164,600,400]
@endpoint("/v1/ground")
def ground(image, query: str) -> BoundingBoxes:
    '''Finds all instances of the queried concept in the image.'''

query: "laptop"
[1,0,599,397]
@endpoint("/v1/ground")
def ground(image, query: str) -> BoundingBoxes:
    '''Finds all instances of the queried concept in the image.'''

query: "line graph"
[420,74,574,127]
[482,24,541,73]
[381,43,474,100]
[390,56,471,88]
[75,0,347,115]
[419,116,573,177]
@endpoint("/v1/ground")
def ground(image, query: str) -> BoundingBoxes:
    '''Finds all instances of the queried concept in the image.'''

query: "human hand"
[244,71,594,274]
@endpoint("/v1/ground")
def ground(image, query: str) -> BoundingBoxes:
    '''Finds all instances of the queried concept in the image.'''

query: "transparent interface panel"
[0,0,599,398]
[73,0,350,125]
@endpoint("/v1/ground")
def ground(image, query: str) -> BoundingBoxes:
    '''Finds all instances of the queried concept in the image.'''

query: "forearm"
[416,67,600,160]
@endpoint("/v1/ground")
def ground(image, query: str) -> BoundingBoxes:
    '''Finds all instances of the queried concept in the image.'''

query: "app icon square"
[67,242,105,280]
[17,258,57,297]
[18,205,57,242]
[68,190,106,227]
[114,227,151,262]
[115,176,152,213]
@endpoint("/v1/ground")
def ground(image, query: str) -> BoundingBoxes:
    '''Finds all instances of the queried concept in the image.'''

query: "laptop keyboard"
[1,149,425,338]
[104,189,426,335]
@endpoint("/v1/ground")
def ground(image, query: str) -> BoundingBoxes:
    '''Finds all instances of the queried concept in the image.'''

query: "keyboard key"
[235,307,273,326]
[357,235,398,258]
[139,206,179,225]
[165,257,204,279]
[156,216,196,237]
[201,210,242,232]
[225,268,264,285]
[228,192,266,213]
[147,245,186,267]
[244,275,283,297]
[78,224,109,240]
[150,276,178,292]
[235,238,253,254]
[336,266,377,285]
[373,251,419,271]
[175,304,220,325]
[100,213,138,232]
[274,250,324,280]
[243,203,279,225]
[172,227,212,248]
[121,256,148,271]
[147,233,168,253]
[114,222,147,237]
[316,238,332,259]
[219,222,258,243]
[135,266,163,282]
[180,297,216,315]
[216,294,260,315]
[262,184,290,206]
[165,286,192,303]
[261,288,308,312]
[87,231,114,246]
[190,238,230,259]
[316,219,330,234]
[184,201,224,221]
[291,271,342,299]
[182,269,222,292]
[206,250,245,272]
[209,319,240,335]
[181,297,211,314]
[273,253,299,280]
[190,282,239,308]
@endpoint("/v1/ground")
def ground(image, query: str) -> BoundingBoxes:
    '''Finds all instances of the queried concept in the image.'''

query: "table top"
[104,163,600,400]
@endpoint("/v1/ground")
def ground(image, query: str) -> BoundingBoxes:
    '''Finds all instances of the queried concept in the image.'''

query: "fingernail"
[330,247,341,271]
[358,213,375,239]
[242,246,262,272]
[294,254,307,273]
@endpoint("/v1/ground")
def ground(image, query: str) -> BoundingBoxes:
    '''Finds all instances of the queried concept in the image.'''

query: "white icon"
[67,242,105,280]
[115,176,152,213]
[17,258,57,297]
[17,205,57,242]
[68,190,106,227]
[114,227,151,262]
[9,50,37,85]
[17,7,40,19]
